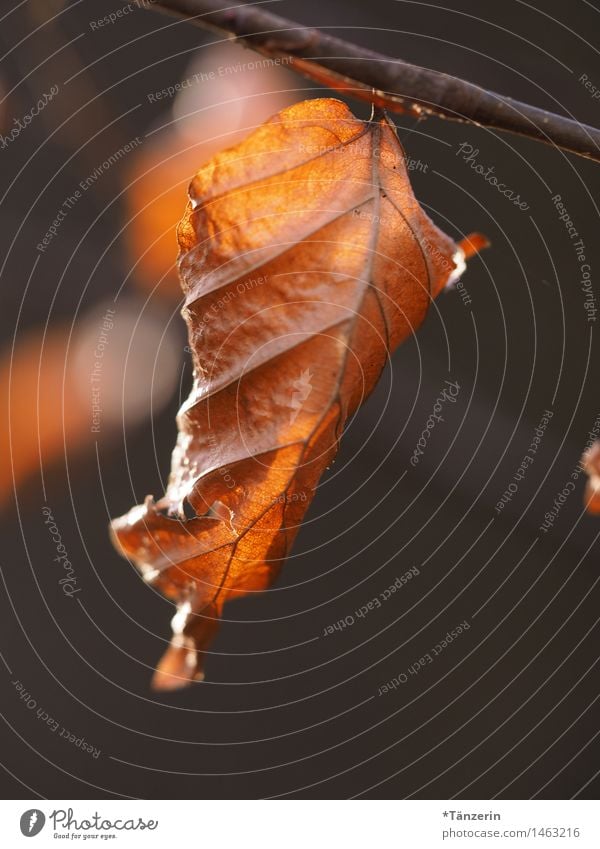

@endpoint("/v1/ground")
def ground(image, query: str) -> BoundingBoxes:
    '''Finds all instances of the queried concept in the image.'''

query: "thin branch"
[153,0,600,163]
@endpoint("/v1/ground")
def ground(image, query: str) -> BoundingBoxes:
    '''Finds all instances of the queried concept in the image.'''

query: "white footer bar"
[1,800,598,847]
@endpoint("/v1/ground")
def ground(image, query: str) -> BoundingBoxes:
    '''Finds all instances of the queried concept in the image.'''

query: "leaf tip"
[459,232,490,259]
[151,635,205,692]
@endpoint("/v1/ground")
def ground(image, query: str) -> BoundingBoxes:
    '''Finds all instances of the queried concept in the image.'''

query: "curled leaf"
[111,98,484,689]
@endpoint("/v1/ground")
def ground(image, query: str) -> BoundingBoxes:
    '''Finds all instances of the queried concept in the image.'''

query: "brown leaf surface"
[111,98,484,690]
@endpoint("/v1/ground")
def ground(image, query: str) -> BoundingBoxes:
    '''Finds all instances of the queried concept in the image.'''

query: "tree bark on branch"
[153,0,600,163]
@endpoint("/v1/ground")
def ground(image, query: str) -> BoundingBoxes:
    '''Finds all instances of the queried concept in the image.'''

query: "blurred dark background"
[2,0,600,799]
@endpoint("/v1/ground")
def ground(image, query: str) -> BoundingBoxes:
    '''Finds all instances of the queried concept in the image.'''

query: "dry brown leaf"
[111,98,485,690]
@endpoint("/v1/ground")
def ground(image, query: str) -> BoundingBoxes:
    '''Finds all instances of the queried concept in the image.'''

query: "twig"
[153,0,600,163]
